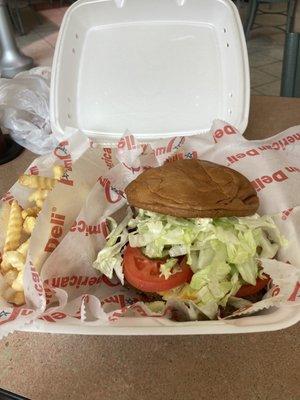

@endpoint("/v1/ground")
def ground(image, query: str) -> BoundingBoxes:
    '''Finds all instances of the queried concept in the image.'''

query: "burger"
[93,159,285,319]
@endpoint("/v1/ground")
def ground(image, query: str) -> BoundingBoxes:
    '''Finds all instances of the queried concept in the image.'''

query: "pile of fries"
[0,166,65,305]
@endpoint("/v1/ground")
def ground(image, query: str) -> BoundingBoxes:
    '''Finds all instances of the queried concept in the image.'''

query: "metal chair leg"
[0,0,33,78]
[286,0,296,33]
[6,1,17,31]
[244,0,259,40]
[7,1,21,34]
[12,0,25,35]
[280,32,300,97]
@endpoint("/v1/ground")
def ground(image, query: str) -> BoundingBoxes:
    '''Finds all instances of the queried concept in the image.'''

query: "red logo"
[98,176,124,204]
[281,208,294,220]
[29,165,39,175]
[153,137,185,157]
[0,307,33,325]
[165,151,198,163]
[1,191,14,204]
[53,140,74,186]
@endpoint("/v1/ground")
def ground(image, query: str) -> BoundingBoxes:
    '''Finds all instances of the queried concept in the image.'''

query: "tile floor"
[13,2,292,96]
[241,2,288,96]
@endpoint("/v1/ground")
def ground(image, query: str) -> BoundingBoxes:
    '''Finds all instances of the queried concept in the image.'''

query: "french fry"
[0,257,12,273]
[1,167,63,307]
[53,165,65,180]
[3,200,23,252]
[1,276,25,306]
[0,201,11,237]
[3,251,25,271]
[4,269,18,285]
[35,199,44,208]
[23,216,36,235]
[13,291,25,306]
[21,206,40,220]
[2,287,16,302]
[17,239,30,257]
[19,174,56,190]
[12,270,23,292]
[28,189,49,204]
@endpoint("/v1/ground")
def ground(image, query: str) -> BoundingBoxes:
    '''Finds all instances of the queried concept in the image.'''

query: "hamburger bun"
[125,159,259,218]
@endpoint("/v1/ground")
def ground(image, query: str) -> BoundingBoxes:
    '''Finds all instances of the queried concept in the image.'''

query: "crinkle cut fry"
[3,200,23,253]
[19,174,56,190]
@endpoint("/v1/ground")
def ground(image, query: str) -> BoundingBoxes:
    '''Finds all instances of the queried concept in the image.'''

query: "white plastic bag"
[0,67,57,155]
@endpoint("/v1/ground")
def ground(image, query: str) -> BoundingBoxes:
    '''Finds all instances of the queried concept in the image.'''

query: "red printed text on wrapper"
[89,139,97,149]
[152,137,186,157]
[288,281,300,301]
[30,264,44,297]
[70,219,109,237]
[44,208,66,253]
[43,275,120,304]
[251,166,300,192]
[227,133,300,165]
[101,147,114,170]
[102,294,126,309]
[117,134,138,151]
[40,295,91,321]
[39,311,68,322]
[44,274,119,291]
[53,140,74,186]
[212,125,236,143]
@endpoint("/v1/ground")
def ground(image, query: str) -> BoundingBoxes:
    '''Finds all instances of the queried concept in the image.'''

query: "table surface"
[0,96,299,400]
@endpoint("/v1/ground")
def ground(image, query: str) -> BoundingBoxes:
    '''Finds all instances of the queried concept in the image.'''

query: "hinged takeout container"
[50,0,250,142]
[21,0,300,334]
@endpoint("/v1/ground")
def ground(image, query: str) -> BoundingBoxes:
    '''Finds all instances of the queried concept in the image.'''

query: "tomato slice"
[235,274,271,298]
[123,245,193,292]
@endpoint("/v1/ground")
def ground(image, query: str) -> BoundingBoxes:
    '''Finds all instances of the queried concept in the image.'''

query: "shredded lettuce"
[160,258,179,279]
[92,209,132,284]
[93,208,285,319]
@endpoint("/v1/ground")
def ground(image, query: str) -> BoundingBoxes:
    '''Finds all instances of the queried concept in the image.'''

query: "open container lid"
[50,0,250,143]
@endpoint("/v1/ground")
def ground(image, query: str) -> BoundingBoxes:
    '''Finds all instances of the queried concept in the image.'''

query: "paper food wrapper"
[1,121,300,335]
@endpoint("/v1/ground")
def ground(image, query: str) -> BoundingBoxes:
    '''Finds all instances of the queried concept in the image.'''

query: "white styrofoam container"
[23,306,300,335]
[50,0,250,142]
[32,0,300,334]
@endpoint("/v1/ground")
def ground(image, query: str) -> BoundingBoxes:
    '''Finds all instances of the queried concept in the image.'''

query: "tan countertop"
[0,96,299,400]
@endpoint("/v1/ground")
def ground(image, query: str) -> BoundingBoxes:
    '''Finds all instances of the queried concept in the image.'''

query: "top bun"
[125,159,259,218]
